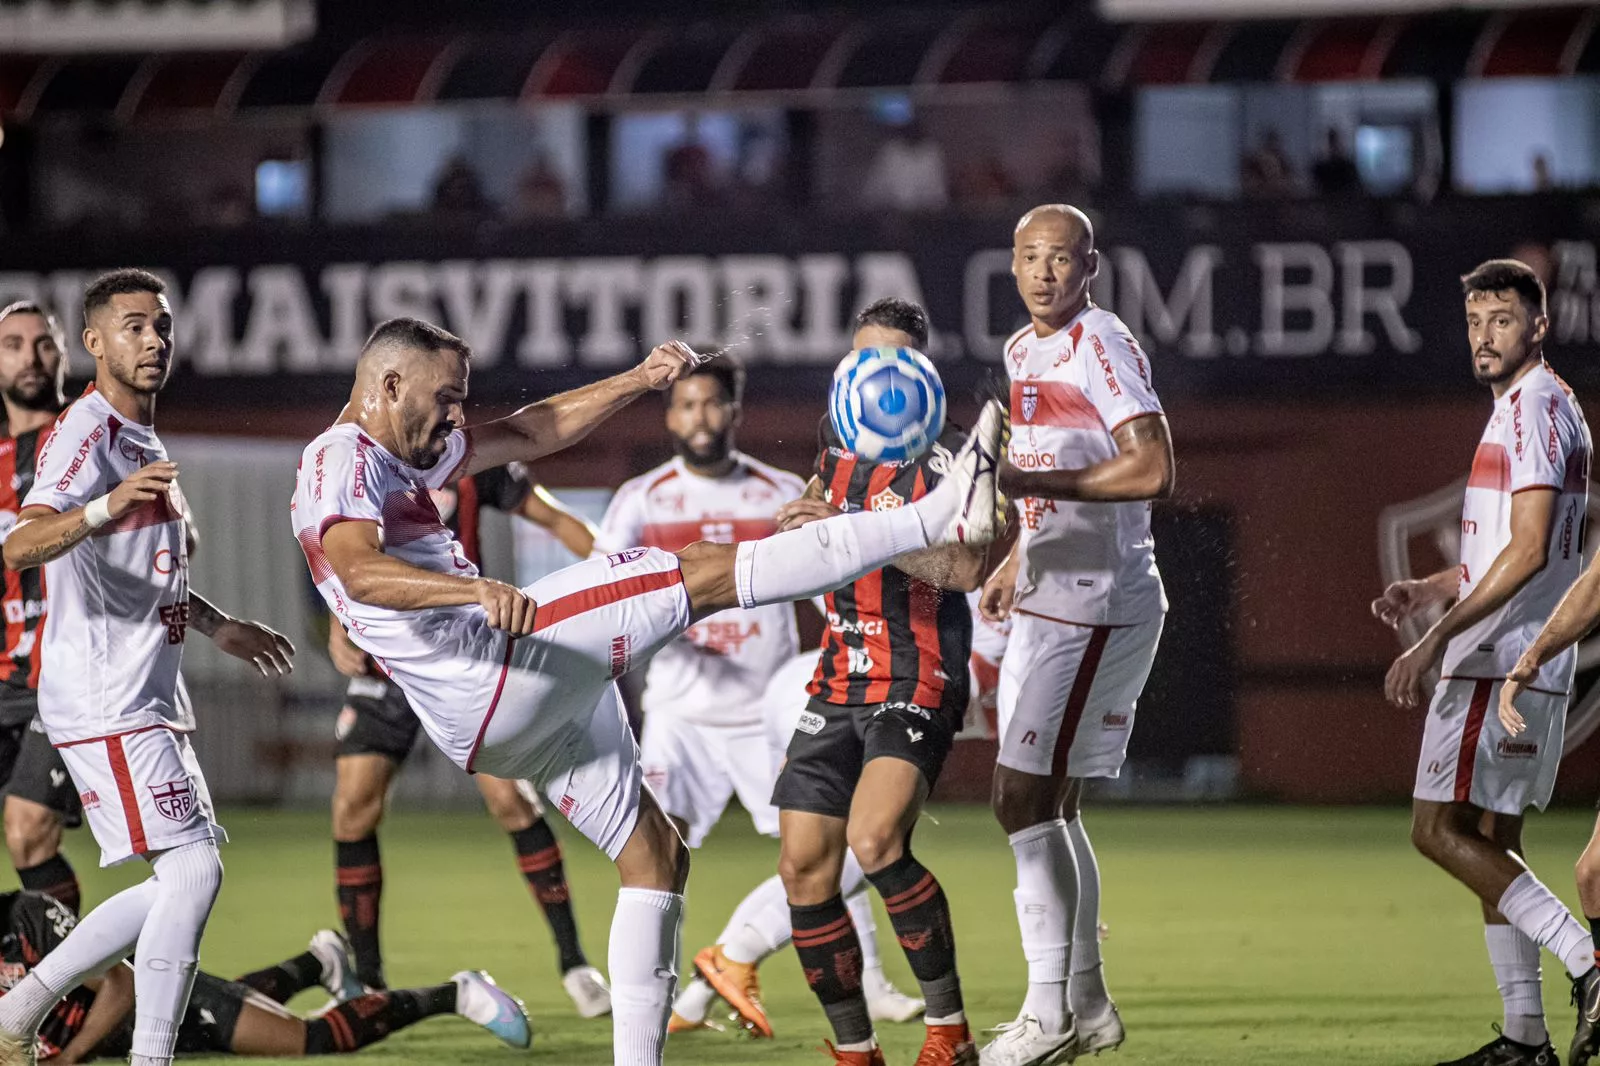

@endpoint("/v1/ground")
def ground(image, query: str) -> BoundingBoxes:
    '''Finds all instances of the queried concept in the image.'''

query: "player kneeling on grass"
[0,890,530,1062]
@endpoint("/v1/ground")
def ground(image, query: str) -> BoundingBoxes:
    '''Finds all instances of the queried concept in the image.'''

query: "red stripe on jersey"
[812,451,860,698]
[1453,680,1493,803]
[1467,443,1511,492]
[638,518,778,552]
[1011,380,1103,431]
[906,467,946,708]
[105,736,148,855]
[456,476,482,567]
[856,465,900,703]
[1050,627,1112,778]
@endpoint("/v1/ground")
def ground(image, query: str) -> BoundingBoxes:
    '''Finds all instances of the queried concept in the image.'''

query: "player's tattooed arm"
[187,592,228,638]
[461,341,704,476]
[999,413,1174,503]
[3,462,180,570]
[189,591,296,677]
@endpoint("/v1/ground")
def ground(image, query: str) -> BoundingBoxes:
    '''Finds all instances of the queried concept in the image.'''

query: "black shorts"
[0,718,82,828]
[335,677,421,762]
[97,971,249,1058]
[772,697,958,820]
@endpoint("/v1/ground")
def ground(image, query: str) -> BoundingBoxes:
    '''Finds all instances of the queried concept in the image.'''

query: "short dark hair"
[362,317,473,361]
[671,349,743,406]
[854,297,929,351]
[0,301,66,347]
[1461,259,1547,316]
[82,269,166,323]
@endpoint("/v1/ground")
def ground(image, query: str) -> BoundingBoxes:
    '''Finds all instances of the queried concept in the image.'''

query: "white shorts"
[996,611,1163,778]
[466,548,693,861]
[56,726,224,867]
[641,714,779,848]
[1414,677,1566,815]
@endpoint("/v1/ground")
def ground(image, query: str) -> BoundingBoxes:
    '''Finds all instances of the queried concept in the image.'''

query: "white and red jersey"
[291,424,507,768]
[595,453,805,727]
[1444,361,1591,693]
[20,386,193,743]
[1003,305,1166,627]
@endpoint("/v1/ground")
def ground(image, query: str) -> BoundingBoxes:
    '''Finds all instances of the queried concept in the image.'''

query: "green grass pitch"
[44,804,1600,1064]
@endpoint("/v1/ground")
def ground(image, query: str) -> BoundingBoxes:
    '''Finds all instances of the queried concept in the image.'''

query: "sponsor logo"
[2,598,45,625]
[1092,334,1121,396]
[335,706,356,741]
[79,789,100,811]
[1021,497,1057,531]
[158,600,190,645]
[153,548,178,576]
[846,647,875,675]
[1549,395,1562,464]
[926,441,954,476]
[642,766,667,792]
[608,634,632,678]
[686,619,762,656]
[0,961,27,990]
[607,548,649,566]
[1496,738,1539,759]
[1020,729,1038,746]
[56,425,104,492]
[905,727,924,743]
[117,439,144,464]
[1021,383,1038,423]
[1009,450,1056,470]
[875,701,932,721]
[48,768,65,789]
[149,779,195,823]
[869,487,905,512]
[1561,499,1579,560]
[796,711,826,735]
[353,437,371,499]
[312,447,327,500]
[558,794,580,818]
[1103,712,1130,729]
[1512,390,1525,459]
[898,930,931,951]
[1461,519,1477,535]
[828,613,884,637]
[1010,344,1028,370]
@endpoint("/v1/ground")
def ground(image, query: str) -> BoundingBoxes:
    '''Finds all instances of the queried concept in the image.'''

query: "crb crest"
[1378,477,1600,756]
[149,779,195,823]
[1021,384,1039,424]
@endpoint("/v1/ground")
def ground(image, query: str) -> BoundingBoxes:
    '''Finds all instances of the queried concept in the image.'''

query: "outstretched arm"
[1000,414,1174,503]
[461,342,703,478]
[518,485,598,558]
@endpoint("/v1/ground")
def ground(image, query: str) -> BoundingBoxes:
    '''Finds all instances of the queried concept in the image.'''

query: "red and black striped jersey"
[427,463,532,568]
[0,891,95,1058]
[807,416,973,715]
[0,426,48,724]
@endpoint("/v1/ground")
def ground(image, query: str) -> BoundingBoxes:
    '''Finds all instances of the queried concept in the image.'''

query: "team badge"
[118,440,145,464]
[1021,384,1039,424]
[150,779,195,823]
[607,548,649,566]
[1378,478,1600,756]
[869,487,904,512]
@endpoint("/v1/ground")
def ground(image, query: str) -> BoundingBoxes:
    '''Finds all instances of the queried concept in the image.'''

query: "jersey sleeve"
[1081,324,1163,435]
[472,463,533,514]
[22,412,110,513]
[1510,390,1580,494]
[299,436,384,536]
[13,892,77,962]
[593,480,646,556]
[420,431,472,491]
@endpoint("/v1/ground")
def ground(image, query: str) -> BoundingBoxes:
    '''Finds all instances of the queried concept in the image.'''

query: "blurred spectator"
[431,154,496,221]
[729,123,788,209]
[861,118,948,212]
[510,156,569,221]
[1241,129,1295,198]
[1311,128,1361,198]
[662,116,724,209]
[955,156,1016,210]
[1532,153,1553,192]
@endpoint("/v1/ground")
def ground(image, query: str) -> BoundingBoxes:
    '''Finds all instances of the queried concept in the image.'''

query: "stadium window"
[607,108,788,213]
[255,159,310,218]
[1135,86,1242,199]
[1454,77,1600,194]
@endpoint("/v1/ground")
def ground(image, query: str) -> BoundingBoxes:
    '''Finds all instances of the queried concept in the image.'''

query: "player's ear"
[1085,248,1101,281]
[81,325,101,359]
[381,369,403,402]
[1530,310,1549,347]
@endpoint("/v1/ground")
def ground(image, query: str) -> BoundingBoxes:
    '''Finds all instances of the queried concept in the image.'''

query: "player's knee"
[332,786,385,840]
[480,789,535,833]
[628,800,690,892]
[779,843,843,902]
[1577,846,1600,894]
[991,770,1055,835]
[1409,805,1454,861]
[3,802,61,867]
[844,823,904,875]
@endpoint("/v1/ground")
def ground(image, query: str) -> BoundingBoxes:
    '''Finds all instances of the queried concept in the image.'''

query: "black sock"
[17,855,80,916]
[792,895,872,1046]
[335,836,385,990]
[1589,917,1600,971]
[867,852,963,1021]
[303,986,456,1054]
[236,951,325,1004]
[512,820,587,973]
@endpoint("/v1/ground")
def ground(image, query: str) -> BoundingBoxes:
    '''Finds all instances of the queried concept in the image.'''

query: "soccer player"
[771,297,1011,1066]
[0,889,531,1063]
[1376,258,1595,1066]
[326,469,608,1014]
[978,205,1173,1066]
[288,316,1004,1066]
[0,303,85,915]
[0,269,297,1066]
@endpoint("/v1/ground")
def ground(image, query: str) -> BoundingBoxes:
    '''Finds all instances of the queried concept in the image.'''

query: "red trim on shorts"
[1453,679,1494,804]
[1012,607,1135,629]
[52,723,176,749]
[1049,626,1113,779]
[104,736,148,855]
[464,639,517,775]
[1442,674,1565,698]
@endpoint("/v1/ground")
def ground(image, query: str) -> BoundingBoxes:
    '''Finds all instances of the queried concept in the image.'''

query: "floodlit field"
[53,804,1600,1064]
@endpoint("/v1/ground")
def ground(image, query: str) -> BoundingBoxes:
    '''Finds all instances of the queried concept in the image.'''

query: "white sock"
[670,976,716,1024]
[735,507,928,608]
[0,878,160,1037]
[1498,871,1596,979]
[1065,817,1111,1020]
[611,887,683,1066]
[719,875,792,965]
[1011,819,1076,1035]
[1485,924,1547,1045]
[131,842,224,1062]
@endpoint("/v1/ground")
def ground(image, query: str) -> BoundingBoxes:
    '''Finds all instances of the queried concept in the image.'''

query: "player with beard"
[1376,259,1595,1066]
[595,357,921,1038]
[0,304,85,917]
[0,269,296,1066]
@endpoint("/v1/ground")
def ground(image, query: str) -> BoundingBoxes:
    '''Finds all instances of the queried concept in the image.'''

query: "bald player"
[287,316,1006,1066]
[978,205,1173,1066]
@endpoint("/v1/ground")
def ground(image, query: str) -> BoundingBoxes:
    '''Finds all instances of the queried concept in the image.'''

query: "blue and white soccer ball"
[829,347,946,463]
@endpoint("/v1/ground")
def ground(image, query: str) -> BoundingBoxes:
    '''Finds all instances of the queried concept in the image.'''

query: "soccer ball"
[829,347,946,463]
